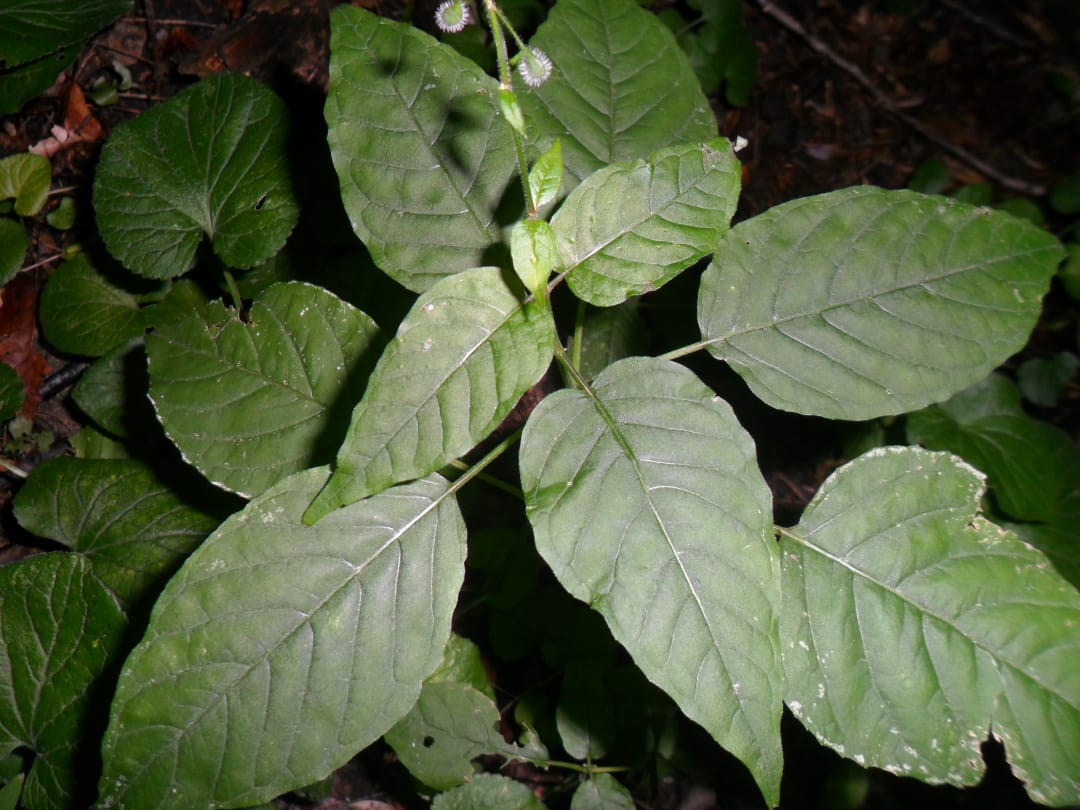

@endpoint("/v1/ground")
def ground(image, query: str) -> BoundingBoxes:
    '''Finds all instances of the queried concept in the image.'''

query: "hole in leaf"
[422,736,435,748]
[255,193,268,211]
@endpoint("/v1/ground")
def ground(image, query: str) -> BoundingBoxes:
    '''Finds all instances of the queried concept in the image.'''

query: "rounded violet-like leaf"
[94,73,298,280]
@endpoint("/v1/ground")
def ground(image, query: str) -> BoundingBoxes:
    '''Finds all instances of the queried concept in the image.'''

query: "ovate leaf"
[98,468,466,809]
[0,0,131,68]
[781,447,1080,807]
[553,138,740,306]
[0,153,50,216]
[385,680,544,790]
[431,773,547,810]
[306,266,555,522]
[0,554,126,810]
[148,282,384,498]
[38,256,145,357]
[94,72,298,280]
[325,6,517,291]
[570,773,635,810]
[520,356,782,805]
[520,0,717,186]
[698,188,1064,420]
[907,374,1080,525]
[13,457,219,608]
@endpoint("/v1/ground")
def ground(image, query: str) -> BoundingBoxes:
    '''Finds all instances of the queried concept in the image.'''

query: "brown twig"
[750,0,1048,197]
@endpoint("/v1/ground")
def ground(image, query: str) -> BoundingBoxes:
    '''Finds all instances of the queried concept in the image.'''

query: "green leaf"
[0,362,23,422]
[781,447,1080,807]
[431,773,547,810]
[98,468,466,809]
[325,6,517,291]
[13,457,219,608]
[0,153,50,216]
[71,338,145,438]
[572,300,649,383]
[907,374,1080,525]
[0,0,131,68]
[557,663,616,760]
[529,138,563,213]
[0,47,79,116]
[570,773,635,810]
[1017,352,1080,407]
[0,219,26,285]
[306,266,555,522]
[520,0,717,186]
[0,773,23,810]
[38,255,146,357]
[0,554,126,809]
[520,356,782,805]
[147,282,384,498]
[93,73,298,280]
[698,188,1064,420]
[511,218,559,296]
[385,680,541,790]
[553,138,740,307]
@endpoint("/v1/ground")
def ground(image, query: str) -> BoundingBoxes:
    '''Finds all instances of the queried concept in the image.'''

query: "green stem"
[571,298,586,372]
[444,457,523,500]
[553,340,590,393]
[656,336,719,362]
[443,426,524,500]
[483,0,535,215]
[222,269,244,313]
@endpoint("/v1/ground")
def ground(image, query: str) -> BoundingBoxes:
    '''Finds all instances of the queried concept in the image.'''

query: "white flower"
[518,47,552,87]
[435,0,471,33]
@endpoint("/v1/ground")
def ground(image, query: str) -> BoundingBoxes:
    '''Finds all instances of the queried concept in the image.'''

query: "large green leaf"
[907,373,1080,525]
[520,0,717,187]
[147,282,384,498]
[97,468,466,809]
[781,447,1080,806]
[570,773,635,810]
[13,457,219,607]
[520,356,782,805]
[38,256,145,357]
[552,138,740,306]
[305,266,555,523]
[698,188,1064,420]
[94,73,298,280]
[325,6,517,292]
[0,553,126,810]
[0,0,131,68]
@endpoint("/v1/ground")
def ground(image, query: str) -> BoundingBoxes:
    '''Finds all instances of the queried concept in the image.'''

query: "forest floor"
[1,1,1077,808]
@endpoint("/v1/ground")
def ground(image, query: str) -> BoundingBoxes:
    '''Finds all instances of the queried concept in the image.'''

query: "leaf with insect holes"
[93,73,298,280]
[781,447,1080,806]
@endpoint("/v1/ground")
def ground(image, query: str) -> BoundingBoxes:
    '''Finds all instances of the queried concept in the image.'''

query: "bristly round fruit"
[518,47,553,87]
[435,0,472,33]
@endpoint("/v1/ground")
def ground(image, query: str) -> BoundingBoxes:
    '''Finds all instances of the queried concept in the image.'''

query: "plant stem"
[483,0,535,216]
[222,269,244,313]
[443,426,524,501]
[445,458,523,500]
[571,298,586,371]
[657,336,719,362]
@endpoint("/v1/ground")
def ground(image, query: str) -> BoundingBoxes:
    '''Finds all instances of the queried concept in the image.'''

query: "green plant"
[1,0,1078,808]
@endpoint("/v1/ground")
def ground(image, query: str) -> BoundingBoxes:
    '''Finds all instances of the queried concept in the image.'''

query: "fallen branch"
[750,0,1047,197]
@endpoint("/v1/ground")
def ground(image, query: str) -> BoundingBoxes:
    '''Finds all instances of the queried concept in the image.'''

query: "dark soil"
[1,1,1077,808]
